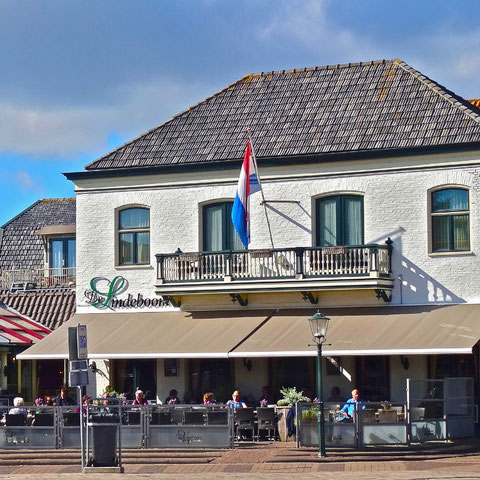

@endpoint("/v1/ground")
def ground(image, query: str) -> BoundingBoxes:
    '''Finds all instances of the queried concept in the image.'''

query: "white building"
[20,59,480,412]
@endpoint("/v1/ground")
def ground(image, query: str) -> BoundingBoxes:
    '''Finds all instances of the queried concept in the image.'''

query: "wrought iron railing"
[156,243,392,283]
[0,267,76,291]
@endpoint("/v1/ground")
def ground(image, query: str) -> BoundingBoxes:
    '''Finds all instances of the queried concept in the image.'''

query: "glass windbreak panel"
[136,232,150,264]
[119,208,150,229]
[344,197,363,245]
[67,238,76,268]
[432,189,468,212]
[50,239,64,273]
[204,204,224,252]
[317,197,337,246]
[432,216,450,251]
[120,232,134,264]
[453,215,469,250]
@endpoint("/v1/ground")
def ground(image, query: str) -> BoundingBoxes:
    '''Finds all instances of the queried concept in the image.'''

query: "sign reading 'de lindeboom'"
[84,276,169,311]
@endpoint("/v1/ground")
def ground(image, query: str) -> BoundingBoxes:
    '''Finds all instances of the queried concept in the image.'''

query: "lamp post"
[308,311,330,458]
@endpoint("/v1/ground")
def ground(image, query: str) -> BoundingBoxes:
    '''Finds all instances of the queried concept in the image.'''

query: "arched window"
[315,195,364,247]
[203,202,244,252]
[118,207,150,265]
[431,188,470,252]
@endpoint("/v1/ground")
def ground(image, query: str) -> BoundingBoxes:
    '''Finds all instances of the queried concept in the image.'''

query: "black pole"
[317,342,326,457]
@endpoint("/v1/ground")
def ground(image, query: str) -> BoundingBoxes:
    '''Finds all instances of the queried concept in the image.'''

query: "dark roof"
[0,289,75,331]
[0,199,76,271]
[85,59,480,171]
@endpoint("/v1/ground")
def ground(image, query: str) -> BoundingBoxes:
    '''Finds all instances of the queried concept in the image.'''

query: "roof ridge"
[394,59,480,125]
[1,200,42,229]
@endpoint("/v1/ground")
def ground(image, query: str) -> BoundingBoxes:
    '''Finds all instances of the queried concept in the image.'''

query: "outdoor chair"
[63,412,80,426]
[127,411,141,425]
[183,410,205,425]
[410,407,425,421]
[150,411,171,425]
[234,408,255,441]
[207,410,228,425]
[359,409,376,424]
[32,413,54,426]
[256,407,277,440]
[5,414,26,426]
[377,409,397,423]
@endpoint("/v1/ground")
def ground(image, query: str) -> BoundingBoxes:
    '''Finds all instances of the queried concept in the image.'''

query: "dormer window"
[118,207,150,265]
[49,238,76,275]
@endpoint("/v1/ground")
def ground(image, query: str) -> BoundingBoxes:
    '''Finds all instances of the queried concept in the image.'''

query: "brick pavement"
[0,442,479,478]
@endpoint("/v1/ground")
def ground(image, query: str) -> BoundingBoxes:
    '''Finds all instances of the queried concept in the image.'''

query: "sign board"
[77,324,88,359]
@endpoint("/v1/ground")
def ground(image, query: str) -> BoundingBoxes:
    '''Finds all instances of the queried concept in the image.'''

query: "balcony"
[0,268,76,291]
[155,243,393,299]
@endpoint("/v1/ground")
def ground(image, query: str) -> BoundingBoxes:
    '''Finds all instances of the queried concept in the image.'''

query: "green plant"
[301,406,319,423]
[277,386,311,406]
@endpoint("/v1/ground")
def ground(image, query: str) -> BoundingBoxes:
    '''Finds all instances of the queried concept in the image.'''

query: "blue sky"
[1,0,480,225]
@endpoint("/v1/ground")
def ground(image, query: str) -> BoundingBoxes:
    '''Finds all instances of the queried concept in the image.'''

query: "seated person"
[165,389,181,405]
[54,387,76,406]
[226,390,247,411]
[340,389,365,419]
[1,397,29,425]
[133,389,148,405]
[258,386,275,406]
[327,386,346,403]
[203,392,215,405]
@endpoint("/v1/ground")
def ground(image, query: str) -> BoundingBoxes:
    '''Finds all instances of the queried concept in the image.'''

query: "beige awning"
[230,304,480,357]
[35,225,76,236]
[17,310,273,360]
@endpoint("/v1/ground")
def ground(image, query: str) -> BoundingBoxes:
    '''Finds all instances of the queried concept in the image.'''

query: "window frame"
[117,206,151,266]
[314,193,365,247]
[201,200,245,252]
[429,186,471,254]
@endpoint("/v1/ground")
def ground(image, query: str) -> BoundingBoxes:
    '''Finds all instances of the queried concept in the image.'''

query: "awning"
[230,305,480,357]
[17,310,273,360]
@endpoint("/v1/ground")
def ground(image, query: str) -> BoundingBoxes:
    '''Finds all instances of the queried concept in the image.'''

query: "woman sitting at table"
[226,390,247,411]
[203,392,216,405]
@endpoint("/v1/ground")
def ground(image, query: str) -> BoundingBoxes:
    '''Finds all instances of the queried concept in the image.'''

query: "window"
[118,207,150,265]
[203,202,244,251]
[315,195,364,247]
[49,238,76,274]
[431,188,470,252]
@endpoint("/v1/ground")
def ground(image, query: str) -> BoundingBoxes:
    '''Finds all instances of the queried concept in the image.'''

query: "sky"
[1,0,480,225]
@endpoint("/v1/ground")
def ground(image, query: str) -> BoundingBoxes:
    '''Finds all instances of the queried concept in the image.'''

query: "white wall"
[390,355,427,402]
[156,359,187,404]
[234,358,269,404]
[74,153,480,309]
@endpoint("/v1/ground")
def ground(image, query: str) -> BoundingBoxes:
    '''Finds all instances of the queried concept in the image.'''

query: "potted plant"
[276,387,311,442]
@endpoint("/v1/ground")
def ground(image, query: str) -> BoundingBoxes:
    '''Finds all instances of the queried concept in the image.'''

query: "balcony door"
[203,202,244,252]
[49,237,76,275]
[316,195,364,247]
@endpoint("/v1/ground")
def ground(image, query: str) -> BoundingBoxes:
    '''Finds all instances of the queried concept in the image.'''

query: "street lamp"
[308,311,330,458]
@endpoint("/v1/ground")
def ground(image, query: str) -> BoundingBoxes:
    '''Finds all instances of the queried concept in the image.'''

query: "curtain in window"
[204,205,223,251]
[318,197,337,246]
[50,240,64,273]
[119,233,134,264]
[136,232,150,264]
[453,215,469,250]
[432,217,449,251]
[344,197,362,245]
[432,189,468,212]
[119,208,149,229]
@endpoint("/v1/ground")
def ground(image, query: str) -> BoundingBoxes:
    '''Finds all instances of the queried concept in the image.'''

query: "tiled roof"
[0,289,75,331]
[0,302,51,345]
[0,199,76,271]
[85,59,480,171]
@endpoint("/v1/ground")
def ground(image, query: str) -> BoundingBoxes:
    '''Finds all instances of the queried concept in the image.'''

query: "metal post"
[78,385,85,472]
[317,342,326,457]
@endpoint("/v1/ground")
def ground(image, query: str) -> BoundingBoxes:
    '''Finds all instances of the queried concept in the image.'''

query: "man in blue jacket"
[340,389,365,419]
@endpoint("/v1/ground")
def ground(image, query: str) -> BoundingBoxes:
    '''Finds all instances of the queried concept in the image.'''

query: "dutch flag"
[232,139,262,248]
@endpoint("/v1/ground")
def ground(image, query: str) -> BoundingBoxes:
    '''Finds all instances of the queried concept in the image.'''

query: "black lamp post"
[308,311,330,458]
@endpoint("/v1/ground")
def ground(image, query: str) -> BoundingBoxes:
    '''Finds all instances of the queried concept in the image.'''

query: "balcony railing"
[0,267,76,291]
[156,244,392,284]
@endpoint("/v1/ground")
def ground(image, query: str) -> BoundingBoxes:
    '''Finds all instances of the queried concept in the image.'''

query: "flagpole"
[247,129,275,250]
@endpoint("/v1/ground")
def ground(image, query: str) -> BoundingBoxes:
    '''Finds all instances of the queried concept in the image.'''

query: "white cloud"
[13,170,43,193]
[0,76,209,158]
[259,0,384,61]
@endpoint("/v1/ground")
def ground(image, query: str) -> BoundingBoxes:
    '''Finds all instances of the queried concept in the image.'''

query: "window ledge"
[428,251,474,257]
[115,265,153,270]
